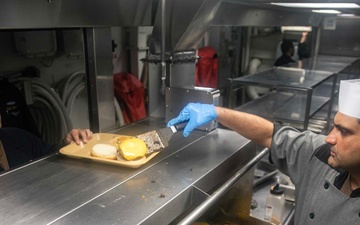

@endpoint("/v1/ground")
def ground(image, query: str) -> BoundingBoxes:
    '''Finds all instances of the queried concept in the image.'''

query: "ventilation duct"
[150,0,222,54]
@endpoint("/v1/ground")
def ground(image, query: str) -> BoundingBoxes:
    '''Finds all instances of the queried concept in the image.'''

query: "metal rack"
[228,66,337,131]
[228,55,360,133]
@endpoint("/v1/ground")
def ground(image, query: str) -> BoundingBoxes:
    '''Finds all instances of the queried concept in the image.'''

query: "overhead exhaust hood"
[149,0,222,55]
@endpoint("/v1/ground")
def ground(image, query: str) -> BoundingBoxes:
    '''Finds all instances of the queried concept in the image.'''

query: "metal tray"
[59,133,159,168]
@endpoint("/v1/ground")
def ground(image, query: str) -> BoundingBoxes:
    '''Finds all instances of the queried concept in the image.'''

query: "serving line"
[0,118,255,225]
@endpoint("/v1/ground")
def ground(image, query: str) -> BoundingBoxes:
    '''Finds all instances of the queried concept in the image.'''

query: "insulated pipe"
[246,58,269,100]
[32,84,69,142]
[177,148,270,225]
[11,78,73,143]
[66,84,85,114]
[33,97,58,143]
[33,81,73,132]
[61,71,85,100]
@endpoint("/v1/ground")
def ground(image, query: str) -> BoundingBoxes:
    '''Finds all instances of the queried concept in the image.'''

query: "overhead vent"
[150,0,222,54]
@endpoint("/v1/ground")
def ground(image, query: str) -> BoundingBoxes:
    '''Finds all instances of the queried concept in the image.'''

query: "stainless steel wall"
[319,17,360,57]
[0,0,154,29]
[83,28,116,132]
[211,3,324,27]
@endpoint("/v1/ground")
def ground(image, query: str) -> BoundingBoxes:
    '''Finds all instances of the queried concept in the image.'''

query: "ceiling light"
[312,9,341,14]
[338,14,356,17]
[271,3,360,8]
[281,26,312,32]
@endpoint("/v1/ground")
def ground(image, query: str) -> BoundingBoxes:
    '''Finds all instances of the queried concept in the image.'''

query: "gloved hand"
[167,103,217,137]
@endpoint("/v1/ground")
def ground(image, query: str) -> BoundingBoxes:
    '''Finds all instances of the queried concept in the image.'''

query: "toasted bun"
[91,144,117,160]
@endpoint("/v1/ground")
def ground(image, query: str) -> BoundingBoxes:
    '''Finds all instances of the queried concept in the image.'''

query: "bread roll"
[91,144,117,160]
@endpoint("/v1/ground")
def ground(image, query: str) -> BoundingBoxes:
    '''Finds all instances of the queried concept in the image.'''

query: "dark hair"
[281,40,294,54]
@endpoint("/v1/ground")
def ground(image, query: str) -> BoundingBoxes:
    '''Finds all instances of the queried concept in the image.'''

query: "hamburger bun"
[91,144,117,160]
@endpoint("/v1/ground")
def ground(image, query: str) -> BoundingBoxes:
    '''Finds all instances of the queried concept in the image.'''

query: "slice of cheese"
[118,138,147,161]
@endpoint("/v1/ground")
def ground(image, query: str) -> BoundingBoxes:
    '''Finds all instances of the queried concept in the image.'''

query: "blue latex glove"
[167,103,217,137]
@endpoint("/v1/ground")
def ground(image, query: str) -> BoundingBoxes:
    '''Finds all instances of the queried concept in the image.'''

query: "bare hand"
[300,32,308,43]
[65,129,93,145]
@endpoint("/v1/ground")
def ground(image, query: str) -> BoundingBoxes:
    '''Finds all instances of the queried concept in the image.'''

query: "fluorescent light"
[271,3,360,8]
[338,14,356,17]
[281,26,312,32]
[312,9,341,14]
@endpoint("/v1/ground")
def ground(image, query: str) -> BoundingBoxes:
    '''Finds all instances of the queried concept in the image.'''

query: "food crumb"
[159,193,165,198]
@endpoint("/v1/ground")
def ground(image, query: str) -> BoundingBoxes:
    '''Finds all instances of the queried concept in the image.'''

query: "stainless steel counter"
[0,118,255,225]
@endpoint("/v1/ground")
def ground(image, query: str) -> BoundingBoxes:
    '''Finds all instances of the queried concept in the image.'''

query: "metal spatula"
[136,123,186,154]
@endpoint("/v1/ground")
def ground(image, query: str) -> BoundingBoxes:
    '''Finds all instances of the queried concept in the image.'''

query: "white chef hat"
[338,79,360,118]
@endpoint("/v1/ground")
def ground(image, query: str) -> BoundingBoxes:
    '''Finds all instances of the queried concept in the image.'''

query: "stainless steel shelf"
[236,91,295,121]
[236,91,330,124]
[231,67,334,90]
[274,94,330,122]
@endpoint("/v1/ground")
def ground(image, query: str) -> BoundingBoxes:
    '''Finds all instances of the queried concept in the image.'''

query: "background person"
[167,79,360,224]
[0,113,93,171]
[0,78,42,138]
[297,31,311,68]
[274,39,295,67]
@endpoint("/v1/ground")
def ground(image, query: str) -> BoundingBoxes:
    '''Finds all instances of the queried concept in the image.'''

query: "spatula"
[136,123,186,154]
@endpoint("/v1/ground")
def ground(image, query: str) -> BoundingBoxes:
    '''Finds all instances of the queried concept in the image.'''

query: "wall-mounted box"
[14,30,57,58]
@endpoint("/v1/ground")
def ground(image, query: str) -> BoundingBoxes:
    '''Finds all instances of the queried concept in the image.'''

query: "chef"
[167,79,360,224]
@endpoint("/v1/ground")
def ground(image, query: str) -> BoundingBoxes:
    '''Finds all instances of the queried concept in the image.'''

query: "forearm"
[215,107,274,148]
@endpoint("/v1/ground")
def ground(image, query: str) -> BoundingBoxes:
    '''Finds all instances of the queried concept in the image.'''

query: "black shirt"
[0,127,59,171]
[0,79,41,138]
[274,54,295,67]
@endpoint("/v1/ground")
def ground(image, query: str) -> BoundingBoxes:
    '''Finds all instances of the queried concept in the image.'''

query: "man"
[0,78,42,138]
[0,113,93,171]
[274,39,295,67]
[167,79,360,224]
